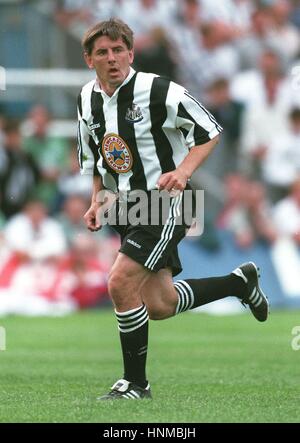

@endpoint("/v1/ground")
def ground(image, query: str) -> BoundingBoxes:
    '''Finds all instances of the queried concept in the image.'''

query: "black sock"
[174,274,247,314]
[115,304,149,389]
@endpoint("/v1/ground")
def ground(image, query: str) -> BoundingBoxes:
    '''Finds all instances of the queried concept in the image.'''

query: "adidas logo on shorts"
[127,239,141,249]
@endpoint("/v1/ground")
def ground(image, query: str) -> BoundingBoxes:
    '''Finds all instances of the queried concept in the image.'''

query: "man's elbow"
[212,134,220,145]
[207,134,220,151]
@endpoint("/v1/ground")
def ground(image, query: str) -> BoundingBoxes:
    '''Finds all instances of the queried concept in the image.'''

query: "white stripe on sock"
[116,305,149,333]
[118,314,149,333]
[174,281,194,314]
[176,280,195,310]
[117,310,148,328]
[174,283,187,314]
[115,305,144,318]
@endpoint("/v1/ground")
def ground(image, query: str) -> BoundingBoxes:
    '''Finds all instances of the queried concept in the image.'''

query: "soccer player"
[77,19,269,400]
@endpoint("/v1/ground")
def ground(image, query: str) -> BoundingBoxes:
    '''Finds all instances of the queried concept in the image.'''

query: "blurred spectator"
[56,191,116,247]
[236,1,299,69]
[177,0,202,28]
[206,77,245,174]
[218,174,254,248]
[133,27,177,80]
[55,0,120,31]
[290,0,300,28]
[192,21,240,97]
[3,199,67,261]
[245,180,278,244]
[238,50,297,178]
[218,174,277,248]
[0,113,5,150]
[56,194,89,246]
[115,0,177,79]
[22,105,70,211]
[236,6,276,70]
[200,0,253,30]
[59,234,109,308]
[198,21,240,85]
[55,0,93,28]
[273,177,300,244]
[171,9,240,98]
[0,114,6,196]
[231,49,293,109]
[97,233,121,273]
[57,143,92,202]
[0,199,70,315]
[168,0,204,97]
[118,0,176,51]
[0,113,7,244]
[93,0,123,21]
[0,120,40,218]
[260,107,300,202]
[269,0,300,61]
[0,212,5,231]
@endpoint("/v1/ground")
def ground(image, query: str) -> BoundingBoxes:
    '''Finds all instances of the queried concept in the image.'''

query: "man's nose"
[107,49,116,63]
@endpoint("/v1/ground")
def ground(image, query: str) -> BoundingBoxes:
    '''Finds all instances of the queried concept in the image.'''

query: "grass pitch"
[0,309,299,423]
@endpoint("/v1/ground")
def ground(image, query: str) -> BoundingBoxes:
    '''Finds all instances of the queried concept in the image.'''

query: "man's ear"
[129,49,134,65]
[84,52,94,69]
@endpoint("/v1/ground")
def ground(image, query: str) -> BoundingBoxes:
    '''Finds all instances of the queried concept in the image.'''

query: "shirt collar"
[94,67,136,97]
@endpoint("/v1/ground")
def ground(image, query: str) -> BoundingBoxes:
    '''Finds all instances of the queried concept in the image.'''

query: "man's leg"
[141,264,268,322]
[99,253,153,400]
[141,268,247,320]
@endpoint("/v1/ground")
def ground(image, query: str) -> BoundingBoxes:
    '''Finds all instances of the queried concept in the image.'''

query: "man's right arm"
[84,175,103,232]
[77,94,103,231]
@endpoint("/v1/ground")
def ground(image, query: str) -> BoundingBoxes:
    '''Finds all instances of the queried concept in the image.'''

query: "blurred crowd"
[0,107,120,315]
[1,0,300,313]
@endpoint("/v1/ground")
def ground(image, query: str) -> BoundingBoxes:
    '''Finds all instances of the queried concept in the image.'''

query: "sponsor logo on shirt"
[102,133,133,173]
[88,122,101,131]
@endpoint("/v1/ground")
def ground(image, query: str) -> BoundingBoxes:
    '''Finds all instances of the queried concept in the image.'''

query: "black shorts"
[109,188,194,277]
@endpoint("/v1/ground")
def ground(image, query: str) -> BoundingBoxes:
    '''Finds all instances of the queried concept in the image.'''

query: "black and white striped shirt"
[77,67,222,192]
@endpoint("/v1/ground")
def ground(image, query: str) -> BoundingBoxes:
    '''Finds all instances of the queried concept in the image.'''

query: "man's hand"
[157,168,189,193]
[83,202,102,232]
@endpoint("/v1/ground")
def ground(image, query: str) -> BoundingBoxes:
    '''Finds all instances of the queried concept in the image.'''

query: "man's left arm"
[157,135,219,192]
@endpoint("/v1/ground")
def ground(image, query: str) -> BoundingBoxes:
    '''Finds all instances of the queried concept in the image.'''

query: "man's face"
[84,36,134,90]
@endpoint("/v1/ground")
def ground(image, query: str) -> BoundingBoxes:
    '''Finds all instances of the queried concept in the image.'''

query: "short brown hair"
[82,18,134,55]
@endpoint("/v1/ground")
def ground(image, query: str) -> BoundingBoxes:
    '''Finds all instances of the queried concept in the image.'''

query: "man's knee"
[108,272,128,297]
[108,259,147,310]
[108,272,133,307]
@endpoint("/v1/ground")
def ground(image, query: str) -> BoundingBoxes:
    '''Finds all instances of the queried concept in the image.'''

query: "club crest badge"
[125,103,143,123]
[102,133,133,173]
